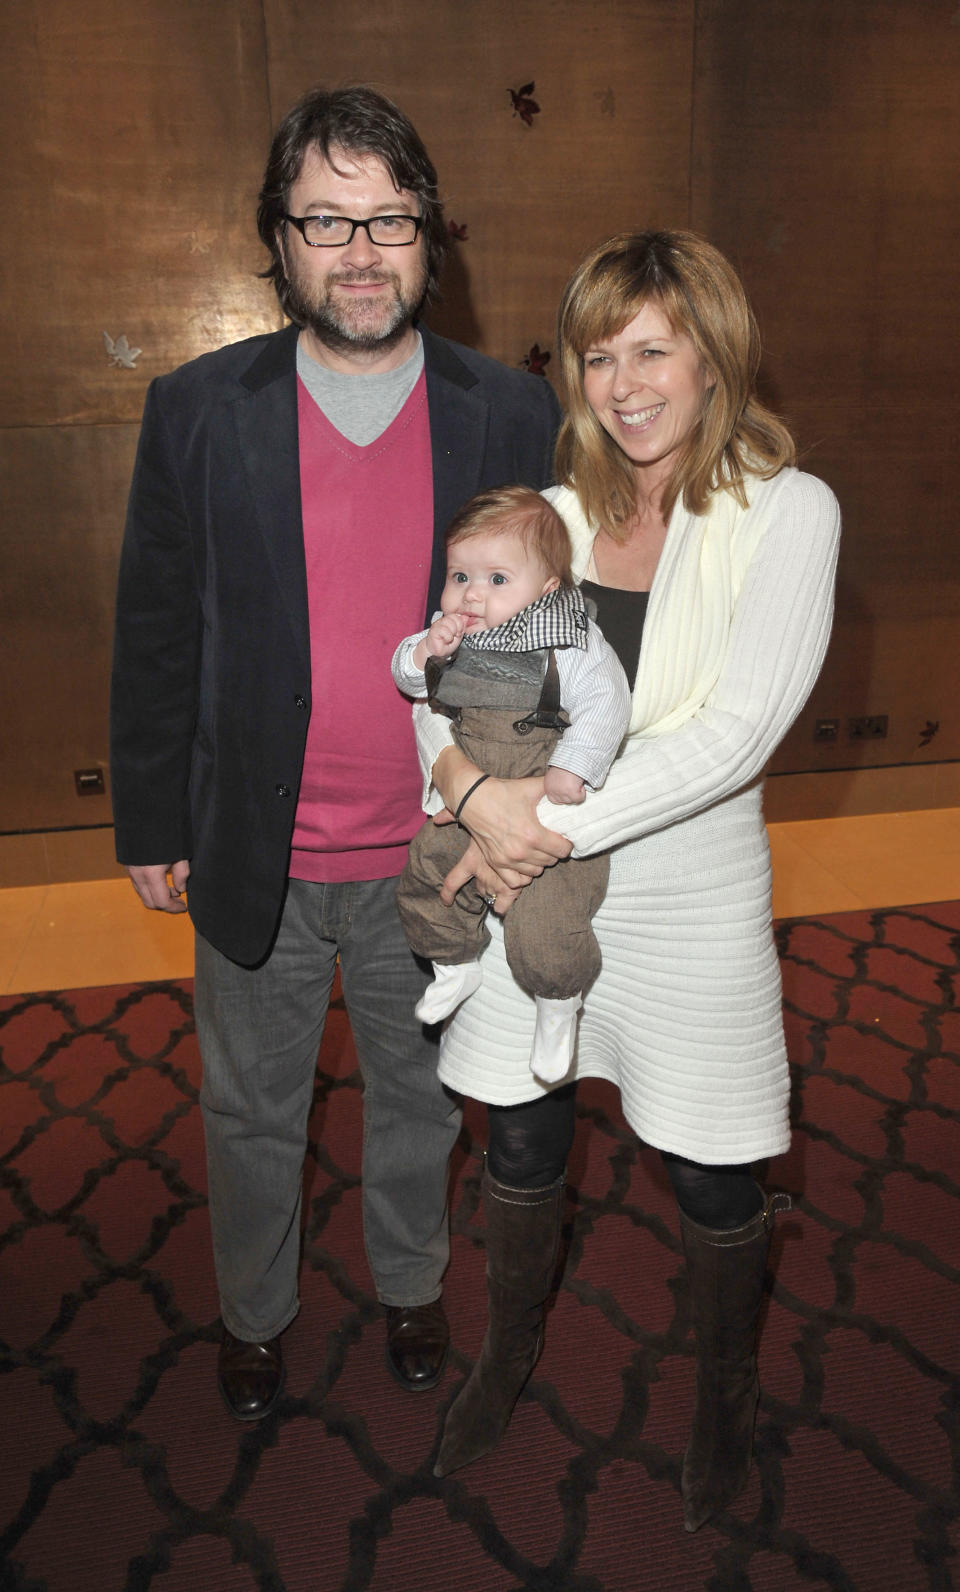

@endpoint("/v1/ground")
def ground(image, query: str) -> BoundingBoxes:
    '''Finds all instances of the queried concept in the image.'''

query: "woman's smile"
[583,301,714,486]
[614,401,666,431]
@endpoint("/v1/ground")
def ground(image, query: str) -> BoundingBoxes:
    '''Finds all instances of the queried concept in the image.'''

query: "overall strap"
[512,650,569,736]
[424,653,459,721]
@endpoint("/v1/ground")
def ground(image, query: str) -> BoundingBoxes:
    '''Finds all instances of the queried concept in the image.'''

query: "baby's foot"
[415,961,483,1024]
[530,994,582,1082]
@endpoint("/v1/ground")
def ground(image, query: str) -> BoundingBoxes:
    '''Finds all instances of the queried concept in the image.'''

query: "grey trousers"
[194,875,462,1341]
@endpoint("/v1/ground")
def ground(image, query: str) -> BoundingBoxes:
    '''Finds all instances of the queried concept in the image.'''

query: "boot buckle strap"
[763,1191,792,1230]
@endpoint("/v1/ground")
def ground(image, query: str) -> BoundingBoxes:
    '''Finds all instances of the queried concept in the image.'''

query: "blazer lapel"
[422,326,490,618]
[231,325,310,671]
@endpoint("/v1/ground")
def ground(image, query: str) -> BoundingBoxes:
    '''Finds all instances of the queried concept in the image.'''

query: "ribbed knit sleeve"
[539,470,840,855]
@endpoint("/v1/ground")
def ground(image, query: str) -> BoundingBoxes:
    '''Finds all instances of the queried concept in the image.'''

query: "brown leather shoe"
[218,1327,285,1421]
[384,1298,449,1391]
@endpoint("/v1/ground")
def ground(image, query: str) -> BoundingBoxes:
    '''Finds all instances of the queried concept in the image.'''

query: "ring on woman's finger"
[482,892,497,906]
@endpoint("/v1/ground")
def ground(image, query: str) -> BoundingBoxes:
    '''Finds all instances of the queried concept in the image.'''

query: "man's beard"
[283,257,428,357]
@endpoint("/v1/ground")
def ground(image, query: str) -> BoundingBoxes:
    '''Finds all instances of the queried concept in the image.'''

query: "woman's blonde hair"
[555,230,796,535]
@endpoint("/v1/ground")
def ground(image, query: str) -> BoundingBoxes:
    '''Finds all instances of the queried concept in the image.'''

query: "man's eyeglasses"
[282,214,423,248]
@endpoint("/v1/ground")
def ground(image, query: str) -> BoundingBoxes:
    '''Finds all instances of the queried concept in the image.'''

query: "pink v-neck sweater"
[289,373,433,883]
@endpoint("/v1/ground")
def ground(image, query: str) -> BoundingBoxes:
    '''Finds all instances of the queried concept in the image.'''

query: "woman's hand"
[432,745,572,884]
[438,838,525,915]
[455,773,572,877]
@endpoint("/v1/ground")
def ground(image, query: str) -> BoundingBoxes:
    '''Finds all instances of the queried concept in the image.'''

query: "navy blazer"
[110,322,561,965]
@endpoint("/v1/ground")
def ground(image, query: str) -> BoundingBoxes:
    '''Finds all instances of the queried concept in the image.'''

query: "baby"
[392,485,631,1082]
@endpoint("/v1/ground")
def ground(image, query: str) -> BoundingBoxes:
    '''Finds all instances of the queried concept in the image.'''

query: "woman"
[417,231,840,1530]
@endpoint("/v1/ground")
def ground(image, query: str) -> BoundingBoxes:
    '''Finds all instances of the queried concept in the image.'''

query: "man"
[110,86,560,1421]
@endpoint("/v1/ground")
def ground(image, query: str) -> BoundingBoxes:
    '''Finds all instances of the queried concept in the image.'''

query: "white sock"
[415,960,483,1024]
[530,994,582,1083]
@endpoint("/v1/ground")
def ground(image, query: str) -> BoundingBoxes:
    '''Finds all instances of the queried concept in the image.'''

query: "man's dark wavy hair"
[257,85,448,321]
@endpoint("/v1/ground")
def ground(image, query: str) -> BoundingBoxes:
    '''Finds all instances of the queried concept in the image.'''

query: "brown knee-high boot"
[679,1191,790,1533]
[433,1165,564,1478]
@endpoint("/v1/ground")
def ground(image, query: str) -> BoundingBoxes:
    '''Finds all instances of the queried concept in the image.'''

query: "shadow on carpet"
[1,902,959,1591]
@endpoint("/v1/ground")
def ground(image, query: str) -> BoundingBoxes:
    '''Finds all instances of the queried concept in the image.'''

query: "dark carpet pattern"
[1,902,959,1590]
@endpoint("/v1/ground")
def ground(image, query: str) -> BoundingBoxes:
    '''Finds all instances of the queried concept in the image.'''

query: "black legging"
[486,1083,764,1230]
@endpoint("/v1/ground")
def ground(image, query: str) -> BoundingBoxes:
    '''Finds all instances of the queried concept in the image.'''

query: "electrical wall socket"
[848,715,889,741]
[74,767,105,796]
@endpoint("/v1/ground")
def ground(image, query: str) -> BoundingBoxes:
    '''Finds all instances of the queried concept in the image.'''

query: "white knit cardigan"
[414,468,841,1162]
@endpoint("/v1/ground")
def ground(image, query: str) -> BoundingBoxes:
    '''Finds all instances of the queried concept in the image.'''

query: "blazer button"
[294,695,307,709]
[275,783,291,797]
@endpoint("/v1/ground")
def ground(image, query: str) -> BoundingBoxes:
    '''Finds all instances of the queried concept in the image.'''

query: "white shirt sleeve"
[391,630,430,698]
[550,624,632,788]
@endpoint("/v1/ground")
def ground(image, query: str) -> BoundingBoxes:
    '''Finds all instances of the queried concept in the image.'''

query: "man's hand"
[127,860,191,914]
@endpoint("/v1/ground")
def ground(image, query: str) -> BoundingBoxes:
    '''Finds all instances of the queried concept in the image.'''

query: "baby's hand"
[413,613,468,669]
[426,612,468,657]
[543,766,586,805]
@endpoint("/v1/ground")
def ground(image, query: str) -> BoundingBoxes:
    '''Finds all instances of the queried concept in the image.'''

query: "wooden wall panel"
[3,0,959,854]
[262,0,695,367]
[0,0,279,428]
[0,0,280,842]
[690,0,960,774]
[0,424,138,831]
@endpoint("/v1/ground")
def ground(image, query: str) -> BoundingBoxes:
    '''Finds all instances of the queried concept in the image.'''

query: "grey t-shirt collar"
[296,332,425,447]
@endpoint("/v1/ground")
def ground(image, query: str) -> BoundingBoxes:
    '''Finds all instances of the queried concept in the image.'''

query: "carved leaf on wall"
[521,343,551,376]
[918,719,940,748]
[448,220,469,240]
[509,82,540,127]
[187,228,216,254]
[102,332,142,369]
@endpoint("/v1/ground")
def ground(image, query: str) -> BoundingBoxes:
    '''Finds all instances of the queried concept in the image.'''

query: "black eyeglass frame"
[281,213,424,248]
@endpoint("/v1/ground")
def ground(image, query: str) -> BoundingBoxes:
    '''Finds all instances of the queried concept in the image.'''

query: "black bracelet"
[454,773,491,828]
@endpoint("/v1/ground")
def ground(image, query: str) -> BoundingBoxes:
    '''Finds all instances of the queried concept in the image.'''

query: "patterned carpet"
[1,902,959,1591]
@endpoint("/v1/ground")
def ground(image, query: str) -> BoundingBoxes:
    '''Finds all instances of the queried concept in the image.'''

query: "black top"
[580,579,649,690]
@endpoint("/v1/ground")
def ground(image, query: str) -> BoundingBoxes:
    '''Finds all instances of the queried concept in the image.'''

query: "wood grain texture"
[0,0,280,428]
[691,0,960,771]
[0,423,139,830]
[264,0,695,365]
[3,0,960,845]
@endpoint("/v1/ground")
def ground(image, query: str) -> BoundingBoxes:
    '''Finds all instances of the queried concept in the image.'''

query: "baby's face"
[440,531,559,633]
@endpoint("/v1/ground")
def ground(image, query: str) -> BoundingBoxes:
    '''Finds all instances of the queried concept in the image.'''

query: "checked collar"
[462,583,588,654]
